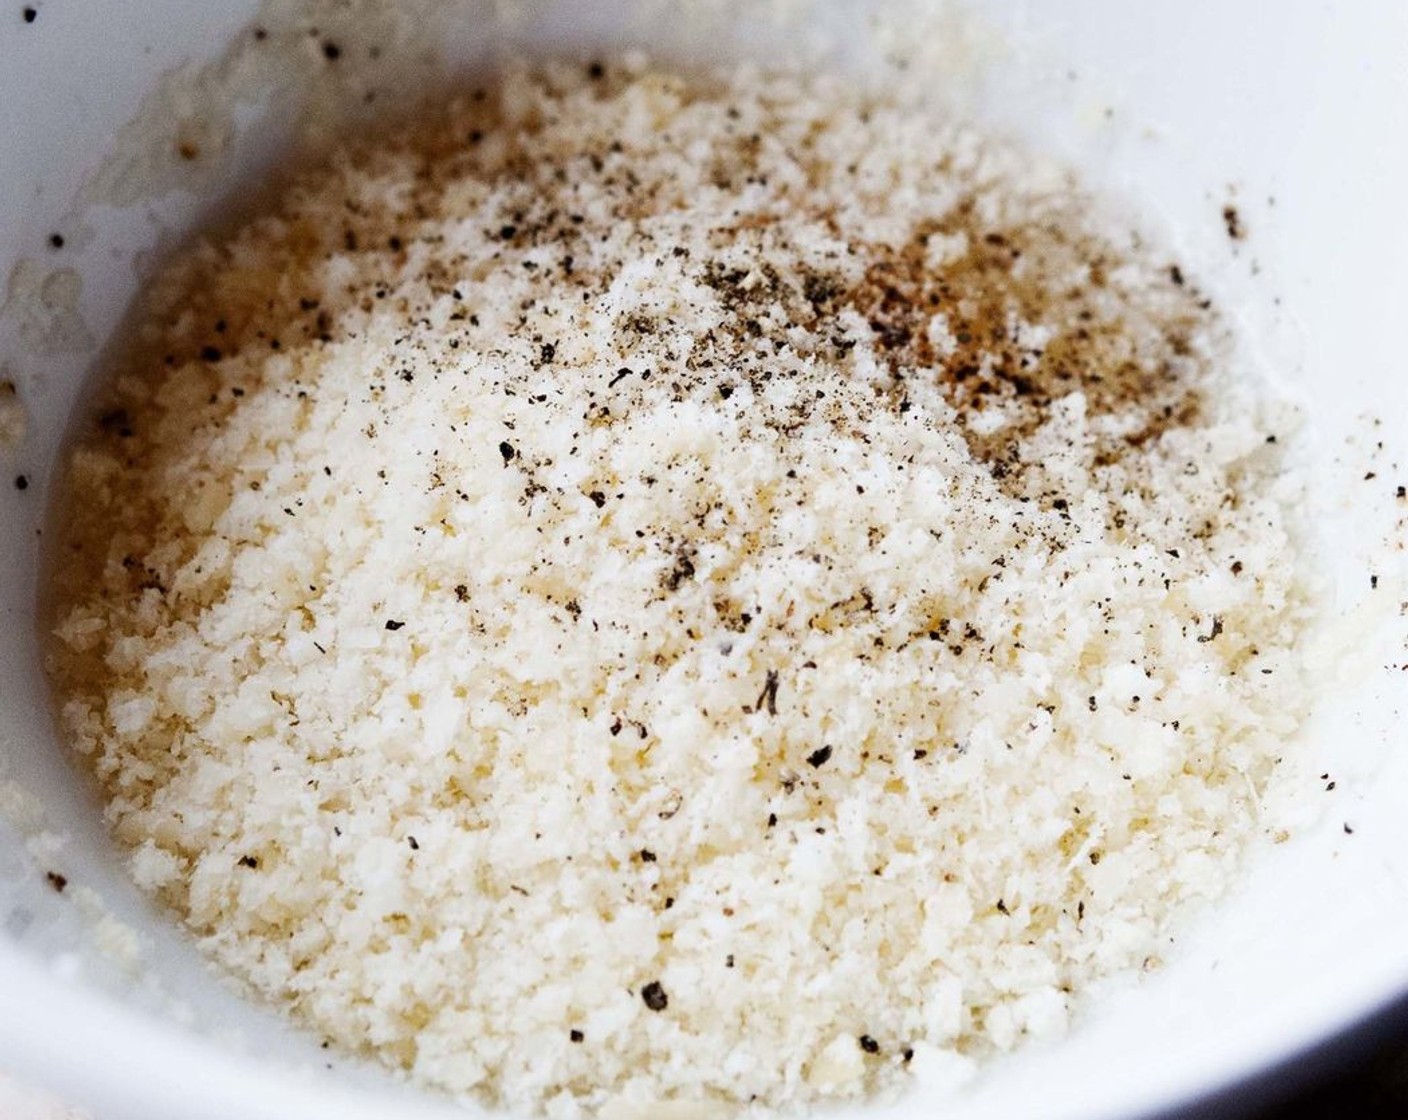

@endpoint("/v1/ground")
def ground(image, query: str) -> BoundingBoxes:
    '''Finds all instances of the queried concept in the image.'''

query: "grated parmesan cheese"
[46,60,1319,1116]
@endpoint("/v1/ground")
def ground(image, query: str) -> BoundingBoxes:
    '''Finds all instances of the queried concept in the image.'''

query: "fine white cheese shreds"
[48,60,1318,1117]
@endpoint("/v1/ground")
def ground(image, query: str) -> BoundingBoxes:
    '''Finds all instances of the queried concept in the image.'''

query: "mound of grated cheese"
[47,59,1318,1117]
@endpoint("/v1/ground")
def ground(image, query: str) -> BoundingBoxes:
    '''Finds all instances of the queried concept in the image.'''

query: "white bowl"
[1,3,1405,1118]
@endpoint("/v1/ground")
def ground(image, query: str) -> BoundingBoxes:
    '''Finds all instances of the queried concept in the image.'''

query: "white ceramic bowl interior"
[1,3,1405,1119]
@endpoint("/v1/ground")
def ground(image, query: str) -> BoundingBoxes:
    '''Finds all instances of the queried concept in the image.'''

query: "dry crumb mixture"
[47,60,1317,1116]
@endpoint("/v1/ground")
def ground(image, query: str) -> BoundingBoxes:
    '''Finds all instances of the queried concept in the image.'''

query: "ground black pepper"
[1223,205,1245,241]
[641,981,668,1011]
[756,669,780,716]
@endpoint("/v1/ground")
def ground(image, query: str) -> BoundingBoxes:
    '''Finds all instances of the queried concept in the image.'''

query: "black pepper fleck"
[859,1034,880,1054]
[45,871,66,893]
[569,1028,584,1043]
[385,619,405,631]
[806,744,833,768]
[499,440,516,464]
[755,669,779,716]
[1223,204,1245,241]
[641,980,668,1011]
[14,475,28,491]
